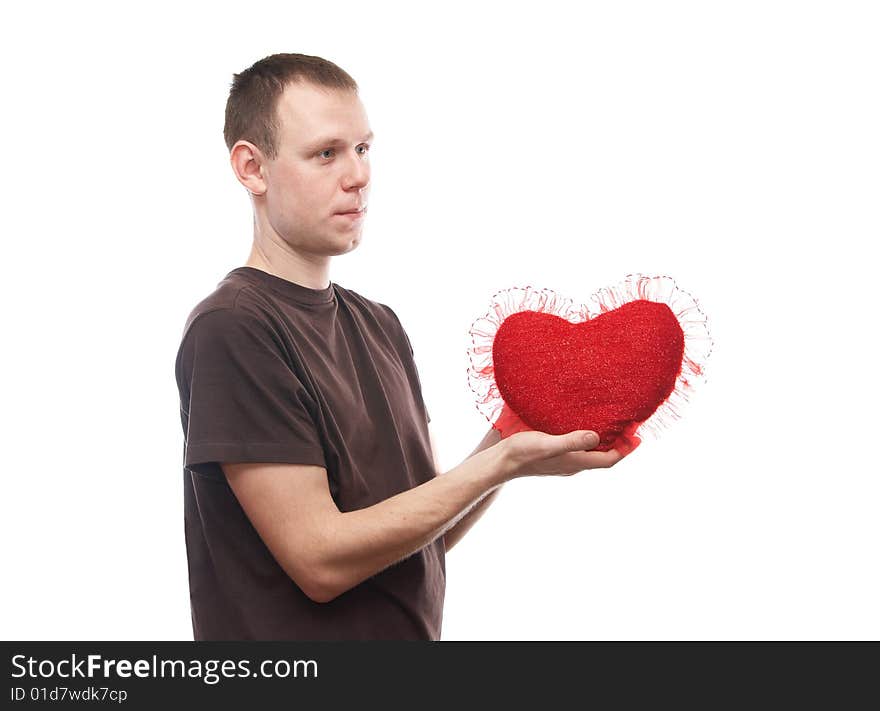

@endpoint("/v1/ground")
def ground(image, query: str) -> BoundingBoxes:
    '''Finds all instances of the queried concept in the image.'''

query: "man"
[175,53,634,641]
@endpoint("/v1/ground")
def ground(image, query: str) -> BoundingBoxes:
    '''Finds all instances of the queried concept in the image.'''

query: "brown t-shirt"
[174,266,444,640]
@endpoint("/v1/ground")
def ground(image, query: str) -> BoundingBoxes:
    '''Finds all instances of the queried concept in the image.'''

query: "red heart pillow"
[468,274,712,453]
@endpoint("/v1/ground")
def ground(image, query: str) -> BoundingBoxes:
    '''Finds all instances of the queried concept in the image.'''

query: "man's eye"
[318,145,370,160]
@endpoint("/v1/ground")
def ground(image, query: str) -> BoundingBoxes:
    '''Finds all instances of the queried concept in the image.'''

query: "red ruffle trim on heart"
[467,274,713,448]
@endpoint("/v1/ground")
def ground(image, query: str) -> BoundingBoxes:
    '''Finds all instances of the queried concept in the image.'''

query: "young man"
[175,53,633,640]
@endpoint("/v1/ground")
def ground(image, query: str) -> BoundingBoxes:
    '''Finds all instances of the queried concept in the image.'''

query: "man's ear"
[230,139,267,196]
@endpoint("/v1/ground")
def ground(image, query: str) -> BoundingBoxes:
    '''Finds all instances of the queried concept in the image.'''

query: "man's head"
[224,53,372,258]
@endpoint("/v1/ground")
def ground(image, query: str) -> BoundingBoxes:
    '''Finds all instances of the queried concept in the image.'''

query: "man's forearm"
[443,486,502,551]
[317,440,510,601]
[443,427,503,552]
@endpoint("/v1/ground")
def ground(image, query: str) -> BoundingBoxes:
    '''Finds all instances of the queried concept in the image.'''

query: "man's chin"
[327,233,362,256]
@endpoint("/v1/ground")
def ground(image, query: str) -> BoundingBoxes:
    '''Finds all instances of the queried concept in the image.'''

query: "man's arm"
[436,425,504,552]
[223,428,621,604]
[221,431,623,602]
[222,442,510,604]
[437,404,547,551]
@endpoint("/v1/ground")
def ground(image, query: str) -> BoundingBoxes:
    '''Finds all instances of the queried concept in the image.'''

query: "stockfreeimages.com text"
[11,654,317,685]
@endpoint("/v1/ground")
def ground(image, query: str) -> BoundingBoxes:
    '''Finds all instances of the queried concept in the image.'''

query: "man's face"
[260,81,372,257]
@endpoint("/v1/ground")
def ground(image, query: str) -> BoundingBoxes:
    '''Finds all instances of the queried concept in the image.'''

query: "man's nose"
[341,150,369,189]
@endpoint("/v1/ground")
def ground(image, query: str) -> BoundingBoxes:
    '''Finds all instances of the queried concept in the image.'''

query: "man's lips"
[334,207,367,223]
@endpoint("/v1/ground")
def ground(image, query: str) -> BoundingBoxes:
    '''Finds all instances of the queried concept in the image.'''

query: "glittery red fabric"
[491,300,685,452]
[468,276,712,454]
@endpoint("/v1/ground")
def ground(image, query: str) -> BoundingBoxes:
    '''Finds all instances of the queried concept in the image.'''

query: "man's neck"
[245,241,331,290]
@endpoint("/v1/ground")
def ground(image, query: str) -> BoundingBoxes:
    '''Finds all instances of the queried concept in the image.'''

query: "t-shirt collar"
[229,267,336,305]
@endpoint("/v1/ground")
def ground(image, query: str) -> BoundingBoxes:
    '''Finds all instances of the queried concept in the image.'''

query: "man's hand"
[500,428,636,479]
[494,403,641,478]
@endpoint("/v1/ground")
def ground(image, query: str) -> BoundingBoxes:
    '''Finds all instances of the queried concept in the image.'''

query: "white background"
[2,1,877,640]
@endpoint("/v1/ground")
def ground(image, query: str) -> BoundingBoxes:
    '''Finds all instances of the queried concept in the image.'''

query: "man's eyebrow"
[306,131,374,149]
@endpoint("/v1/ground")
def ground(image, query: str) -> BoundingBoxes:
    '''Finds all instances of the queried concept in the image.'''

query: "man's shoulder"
[334,283,401,329]
[334,284,417,363]
[178,272,265,344]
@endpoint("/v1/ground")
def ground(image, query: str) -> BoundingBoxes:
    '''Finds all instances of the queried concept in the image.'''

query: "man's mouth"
[335,207,366,221]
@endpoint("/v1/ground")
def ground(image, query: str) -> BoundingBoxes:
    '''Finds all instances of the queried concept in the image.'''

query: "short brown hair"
[223,53,359,160]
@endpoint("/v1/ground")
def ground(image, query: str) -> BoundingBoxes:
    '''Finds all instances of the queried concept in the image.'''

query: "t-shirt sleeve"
[178,306,327,474]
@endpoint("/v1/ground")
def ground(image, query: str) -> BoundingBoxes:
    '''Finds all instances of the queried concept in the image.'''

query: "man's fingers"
[525,430,599,458]
[567,430,600,452]
[563,448,624,470]
[508,429,634,473]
